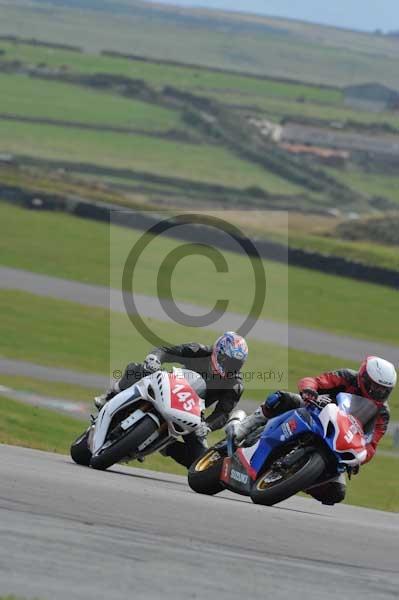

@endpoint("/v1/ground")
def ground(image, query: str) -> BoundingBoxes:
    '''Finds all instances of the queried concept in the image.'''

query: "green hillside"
[0,36,398,270]
[0,120,300,193]
[2,0,399,87]
[0,72,181,131]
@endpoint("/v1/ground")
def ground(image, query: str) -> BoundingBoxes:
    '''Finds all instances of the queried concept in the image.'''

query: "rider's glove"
[306,394,331,410]
[94,384,119,410]
[195,421,211,439]
[143,353,161,373]
[300,387,319,403]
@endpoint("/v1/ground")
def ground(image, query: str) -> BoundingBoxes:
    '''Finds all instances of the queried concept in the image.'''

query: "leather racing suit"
[256,368,390,504]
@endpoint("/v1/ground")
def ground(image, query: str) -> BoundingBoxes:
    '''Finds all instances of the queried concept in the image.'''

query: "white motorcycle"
[70,368,206,471]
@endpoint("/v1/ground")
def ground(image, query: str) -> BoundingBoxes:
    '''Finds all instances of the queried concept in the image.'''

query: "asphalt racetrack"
[1,445,398,600]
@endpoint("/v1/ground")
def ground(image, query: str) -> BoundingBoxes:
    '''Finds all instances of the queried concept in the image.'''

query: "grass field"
[331,168,399,205]
[0,120,301,193]
[2,2,399,88]
[0,72,181,131]
[1,395,397,511]
[344,454,399,512]
[0,374,97,403]
[289,233,399,272]
[0,395,186,475]
[5,41,399,131]
[220,93,399,129]
[1,287,399,418]
[0,290,108,374]
[0,326,399,424]
[0,41,342,104]
[1,202,399,345]
[0,287,286,398]
[0,395,83,455]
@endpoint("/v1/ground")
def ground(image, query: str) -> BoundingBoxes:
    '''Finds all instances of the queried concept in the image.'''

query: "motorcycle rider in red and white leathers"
[231,356,397,505]
[95,332,248,468]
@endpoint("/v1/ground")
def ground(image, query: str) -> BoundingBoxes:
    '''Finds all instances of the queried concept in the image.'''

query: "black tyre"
[250,452,325,506]
[188,448,224,495]
[90,415,158,471]
[70,429,92,466]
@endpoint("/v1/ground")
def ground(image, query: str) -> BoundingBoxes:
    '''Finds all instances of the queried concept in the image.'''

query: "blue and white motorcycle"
[188,393,375,506]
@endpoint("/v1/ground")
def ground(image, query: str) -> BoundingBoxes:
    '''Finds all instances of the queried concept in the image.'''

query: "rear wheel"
[250,452,325,506]
[70,429,92,466]
[90,415,158,471]
[188,448,224,495]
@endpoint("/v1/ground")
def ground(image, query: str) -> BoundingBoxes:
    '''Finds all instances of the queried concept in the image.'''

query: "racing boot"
[231,406,267,443]
[94,384,119,410]
[232,391,286,442]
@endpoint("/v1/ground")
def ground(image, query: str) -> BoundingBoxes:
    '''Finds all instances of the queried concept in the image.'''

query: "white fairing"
[318,403,367,465]
[136,368,205,436]
[91,368,204,455]
[91,385,152,454]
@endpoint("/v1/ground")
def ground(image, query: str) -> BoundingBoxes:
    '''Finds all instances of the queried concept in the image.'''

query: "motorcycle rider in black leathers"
[95,332,248,468]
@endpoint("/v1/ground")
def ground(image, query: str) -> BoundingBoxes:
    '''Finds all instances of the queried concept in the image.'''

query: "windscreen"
[337,393,378,426]
[179,369,207,400]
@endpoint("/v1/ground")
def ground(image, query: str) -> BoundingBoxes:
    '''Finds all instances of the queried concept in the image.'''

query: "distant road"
[2,266,399,362]
[0,357,108,388]
[0,445,398,600]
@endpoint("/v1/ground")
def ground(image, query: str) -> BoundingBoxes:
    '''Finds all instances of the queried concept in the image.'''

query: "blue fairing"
[249,407,333,476]
[247,392,370,478]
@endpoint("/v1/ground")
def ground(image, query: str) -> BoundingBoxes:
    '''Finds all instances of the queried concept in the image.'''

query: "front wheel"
[188,448,224,495]
[90,415,158,471]
[250,452,325,506]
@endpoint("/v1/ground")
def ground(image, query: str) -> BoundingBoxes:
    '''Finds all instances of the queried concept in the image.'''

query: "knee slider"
[320,483,346,505]
[332,483,346,503]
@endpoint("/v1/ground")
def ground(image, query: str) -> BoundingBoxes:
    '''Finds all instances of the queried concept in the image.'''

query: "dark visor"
[218,352,244,374]
[363,372,392,402]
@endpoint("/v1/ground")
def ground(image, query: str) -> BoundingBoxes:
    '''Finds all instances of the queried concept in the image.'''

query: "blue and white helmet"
[211,331,248,378]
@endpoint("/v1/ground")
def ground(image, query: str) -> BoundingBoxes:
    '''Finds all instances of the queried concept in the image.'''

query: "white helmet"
[358,356,397,403]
